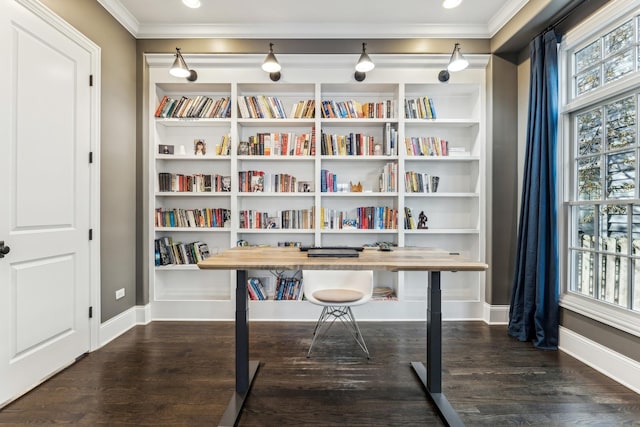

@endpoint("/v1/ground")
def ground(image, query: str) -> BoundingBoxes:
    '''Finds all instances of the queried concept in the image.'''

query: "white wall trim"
[559,326,640,394]
[136,304,152,325]
[99,307,138,347]
[483,303,509,324]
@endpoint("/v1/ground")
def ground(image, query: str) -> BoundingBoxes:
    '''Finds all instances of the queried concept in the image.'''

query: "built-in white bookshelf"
[146,54,488,321]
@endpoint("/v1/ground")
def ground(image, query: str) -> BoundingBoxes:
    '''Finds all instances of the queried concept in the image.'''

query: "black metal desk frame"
[218,269,464,427]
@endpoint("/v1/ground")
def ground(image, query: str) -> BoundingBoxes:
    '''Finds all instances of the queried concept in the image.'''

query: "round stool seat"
[313,289,364,303]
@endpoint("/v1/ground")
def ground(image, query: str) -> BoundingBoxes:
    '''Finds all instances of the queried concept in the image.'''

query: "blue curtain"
[508,30,560,350]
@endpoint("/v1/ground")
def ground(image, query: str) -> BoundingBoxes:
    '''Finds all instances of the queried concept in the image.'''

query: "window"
[563,1,640,333]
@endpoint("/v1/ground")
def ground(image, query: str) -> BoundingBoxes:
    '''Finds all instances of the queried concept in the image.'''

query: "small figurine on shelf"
[349,181,363,192]
[417,211,428,229]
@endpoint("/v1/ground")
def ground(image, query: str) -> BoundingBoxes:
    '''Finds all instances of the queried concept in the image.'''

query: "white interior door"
[0,0,94,406]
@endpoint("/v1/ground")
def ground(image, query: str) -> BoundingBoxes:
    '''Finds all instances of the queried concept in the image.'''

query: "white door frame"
[17,0,101,350]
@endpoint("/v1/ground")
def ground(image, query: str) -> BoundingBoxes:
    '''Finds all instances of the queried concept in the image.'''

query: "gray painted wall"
[487,55,519,305]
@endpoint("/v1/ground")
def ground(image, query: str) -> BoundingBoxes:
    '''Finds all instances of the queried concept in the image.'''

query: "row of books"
[404,136,450,156]
[379,162,398,192]
[247,277,268,300]
[404,97,437,119]
[154,237,211,266]
[217,134,232,156]
[238,170,303,193]
[239,208,315,229]
[320,126,397,156]
[274,277,303,300]
[239,132,313,156]
[320,99,394,119]
[155,95,231,119]
[247,277,303,300]
[320,169,338,193]
[157,173,231,193]
[372,286,397,300]
[155,208,231,228]
[319,206,398,230]
[238,95,288,119]
[405,172,440,193]
[290,100,315,118]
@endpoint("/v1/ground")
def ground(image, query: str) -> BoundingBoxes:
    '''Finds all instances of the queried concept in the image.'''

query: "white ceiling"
[98,0,529,39]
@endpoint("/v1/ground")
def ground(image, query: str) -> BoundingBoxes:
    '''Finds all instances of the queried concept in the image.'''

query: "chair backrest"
[302,270,373,306]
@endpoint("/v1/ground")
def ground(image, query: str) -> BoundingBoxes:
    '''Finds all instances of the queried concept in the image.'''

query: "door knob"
[0,241,10,258]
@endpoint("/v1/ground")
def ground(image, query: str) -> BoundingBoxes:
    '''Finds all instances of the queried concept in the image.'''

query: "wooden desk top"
[197,246,488,272]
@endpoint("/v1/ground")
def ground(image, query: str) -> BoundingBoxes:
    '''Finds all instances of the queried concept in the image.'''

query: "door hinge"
[89,74,93,86]
[89,151,93,163]
[89,306,93,318]
[89,229,93,240]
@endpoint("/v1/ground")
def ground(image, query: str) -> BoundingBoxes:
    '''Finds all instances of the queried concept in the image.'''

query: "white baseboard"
[483,303,509,324]
[99,305,151,347]
[559,326,640,394]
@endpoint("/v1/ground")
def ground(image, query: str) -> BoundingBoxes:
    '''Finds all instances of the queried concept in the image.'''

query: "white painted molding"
[559,326,640,394]
[483,303,509,324]
[97,0,527,39]
[95,0,140,37]
[136,304,152,325]
[562,0,640,49]
[561,294,640,338]
[487,0,529,37]
[99,307,139,347]
[136,22,491,40]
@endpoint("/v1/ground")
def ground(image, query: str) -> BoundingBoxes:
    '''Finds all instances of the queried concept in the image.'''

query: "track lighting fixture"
[442,0,462,8]
[354,42,374,82]
[262,43,281,82]
[169,47,198,82]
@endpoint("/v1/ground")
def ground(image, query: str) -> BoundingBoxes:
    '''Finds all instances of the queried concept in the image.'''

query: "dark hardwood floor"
[1,321,639,426]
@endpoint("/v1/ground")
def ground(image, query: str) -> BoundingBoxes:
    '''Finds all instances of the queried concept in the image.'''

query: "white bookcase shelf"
[146,54,488,321]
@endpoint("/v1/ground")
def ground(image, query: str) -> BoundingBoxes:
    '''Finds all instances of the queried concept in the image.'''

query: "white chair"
[302,270,373,358]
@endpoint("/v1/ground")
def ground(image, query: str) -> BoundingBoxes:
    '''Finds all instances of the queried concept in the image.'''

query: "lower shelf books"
[247,277,268,300]
[372,286,397,300]
[247,276,302,300]
[155,237,211,266]
[274,277,302,300]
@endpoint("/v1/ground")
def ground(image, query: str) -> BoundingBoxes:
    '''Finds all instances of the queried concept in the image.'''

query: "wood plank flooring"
[1,321,639,426]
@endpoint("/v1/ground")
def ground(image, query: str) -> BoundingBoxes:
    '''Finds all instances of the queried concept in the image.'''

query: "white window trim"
[559,0,640,338]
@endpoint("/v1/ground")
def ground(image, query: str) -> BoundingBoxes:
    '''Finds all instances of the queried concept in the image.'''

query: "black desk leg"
[411,271,464,427]
[219,269,260,427]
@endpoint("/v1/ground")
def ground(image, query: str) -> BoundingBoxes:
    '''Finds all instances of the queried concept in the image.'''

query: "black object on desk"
[307,248,360,258]
[300,245,364,252]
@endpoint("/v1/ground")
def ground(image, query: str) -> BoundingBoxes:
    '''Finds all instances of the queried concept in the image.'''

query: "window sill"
[560,293,640,338]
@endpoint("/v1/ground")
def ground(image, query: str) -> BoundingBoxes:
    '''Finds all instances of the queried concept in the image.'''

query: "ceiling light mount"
[262,43,281,82]
[354,42,374,82]
[442,0,462,9]
[182,0,201,8]
[169,47,197,81]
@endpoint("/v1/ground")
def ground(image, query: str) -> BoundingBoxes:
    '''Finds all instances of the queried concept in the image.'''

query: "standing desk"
[198,246,488,427]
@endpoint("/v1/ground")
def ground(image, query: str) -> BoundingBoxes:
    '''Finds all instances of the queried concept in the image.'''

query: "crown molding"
[135,22,493,40]
[487,0,529,37]
[97,0,527,39]
[96,0,139,36]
